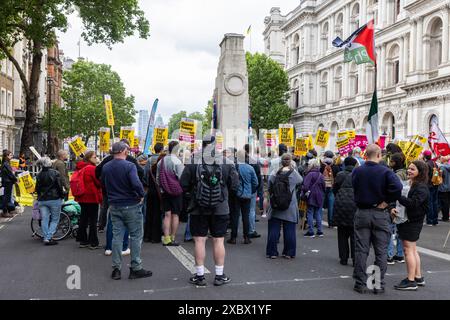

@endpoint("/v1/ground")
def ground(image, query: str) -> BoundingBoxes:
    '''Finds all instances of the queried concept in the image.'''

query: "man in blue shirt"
[352,144,402,294]
[101,141,152,281]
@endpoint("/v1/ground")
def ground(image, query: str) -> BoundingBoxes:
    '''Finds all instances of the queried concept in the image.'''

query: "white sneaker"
[104,250,112,256]
[121,248,131,256]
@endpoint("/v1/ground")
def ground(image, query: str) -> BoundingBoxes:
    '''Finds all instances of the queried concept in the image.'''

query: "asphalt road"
[0,208,449,300]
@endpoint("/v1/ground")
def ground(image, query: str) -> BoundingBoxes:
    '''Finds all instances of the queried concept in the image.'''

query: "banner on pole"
[279,124,294,147]
[104,95,115,126]
[69,136,87,157]
[120,127,135,146]
[315,129,330,148]
[294,137,308,157]
[179,118,197,151]
[131,137,140,153]
[99,128,111,153]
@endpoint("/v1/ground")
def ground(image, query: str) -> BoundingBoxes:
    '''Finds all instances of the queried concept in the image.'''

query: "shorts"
[162,193,183,215]
[190,215,229,238]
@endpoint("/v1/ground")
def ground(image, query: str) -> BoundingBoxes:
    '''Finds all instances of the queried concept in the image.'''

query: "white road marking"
[323,220,450,262]
[166,246,211,274]
[0,225,4,231]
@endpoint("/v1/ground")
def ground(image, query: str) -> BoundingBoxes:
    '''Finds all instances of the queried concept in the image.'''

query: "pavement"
[0,208,450,300]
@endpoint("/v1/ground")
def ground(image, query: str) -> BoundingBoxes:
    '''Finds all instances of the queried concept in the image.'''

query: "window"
[336,13,344,39]
[335,67,343,100]
[350,63,359,95]
[429,18,443,70]
[351,3,360,30]
[1,89,6,115]
[394,61,400,85]
[321,72,328,103]
[322,22,329,54]
[387,44,400,86]
[7,91,12,117]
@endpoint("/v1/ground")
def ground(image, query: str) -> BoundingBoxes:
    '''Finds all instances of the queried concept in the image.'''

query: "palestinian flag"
[332,20,376,65]
[429,117,450,156]
[366,91,379,144]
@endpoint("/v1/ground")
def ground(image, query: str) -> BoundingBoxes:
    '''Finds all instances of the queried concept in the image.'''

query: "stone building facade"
[264,0,450,148]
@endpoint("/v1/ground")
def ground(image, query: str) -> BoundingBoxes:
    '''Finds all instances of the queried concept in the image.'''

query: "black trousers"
[77,203,99,246]
[337,226,355,262]
[144,193,162,242]
[98,193,108,229]
[230,195,251,239]
[438,192,450,221]
[2,182,14,213]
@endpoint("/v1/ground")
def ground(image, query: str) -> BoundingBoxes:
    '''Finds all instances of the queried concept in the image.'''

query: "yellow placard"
[398,141,408,153]
[279,124,294,147]
[336,137,350,149]
[179,118,197,151]
[104,95,115,126]
[153,126,169,147]
[215,132,224,153]
[99,128,110,153]
[337,131,349,139]
[69,137,87,157]
[315,129,330,148]
[10,159,20,169]
[348,130,356,140]
[405,135,427,161]
[18,172,35,194]
[306,134,314,150]
[120,127,135,146]
[294,138,308,157]
[131,136,140,152]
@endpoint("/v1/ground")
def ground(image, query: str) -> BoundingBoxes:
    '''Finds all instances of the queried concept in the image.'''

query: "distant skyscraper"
[138,110,150,139]
[154,114,164,127]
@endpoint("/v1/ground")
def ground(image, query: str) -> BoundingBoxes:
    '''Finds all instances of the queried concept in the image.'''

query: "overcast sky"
[58,0,299,125]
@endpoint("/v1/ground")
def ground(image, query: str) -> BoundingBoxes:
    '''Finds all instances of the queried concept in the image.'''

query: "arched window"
[430,114,438,130]
[292,79,299,109]
[330,121,339,148]
[350,63,359,95]
[388,44,400,86]
[366,66,375,92]
[322,22,329,54]
[429,18,443,70]
[382,112,396,140]
[335,66,343,100]
[321,72,328,103]
[351,3,360,30]
[395,0,401,21]
[336,13,344,39]
[293,34,300,65]
[346,119,356,129]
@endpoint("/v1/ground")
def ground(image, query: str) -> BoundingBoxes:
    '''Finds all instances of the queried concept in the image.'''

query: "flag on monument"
[429,118,450,156]
[332,20,376,65]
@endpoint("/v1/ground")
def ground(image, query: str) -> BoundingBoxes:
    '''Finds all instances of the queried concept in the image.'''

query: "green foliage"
[203,100,213,135]
[0,0,150,54]
[49,60,136,141]
[246,52,291,133]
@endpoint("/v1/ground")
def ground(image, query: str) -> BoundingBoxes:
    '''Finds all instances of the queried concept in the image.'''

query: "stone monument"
[214,33,249,150]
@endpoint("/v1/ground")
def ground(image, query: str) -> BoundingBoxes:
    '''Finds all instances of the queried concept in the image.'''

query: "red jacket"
[74,161,103,204]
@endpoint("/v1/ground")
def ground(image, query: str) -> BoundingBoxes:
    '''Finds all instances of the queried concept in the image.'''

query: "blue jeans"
[266,218,296,257]
[307,205,323,234]
[249,193,257,234]
[106,211,129,251]
[388,223,404,258]
[110,203,143,271]
[184,215,192,241]
[38,199,63,241]
[257,185,264,211]
[427,186,439,225]
[324,187,335,226]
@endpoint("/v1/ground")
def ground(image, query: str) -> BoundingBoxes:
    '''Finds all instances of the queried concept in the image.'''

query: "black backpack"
[269,169,293,211]
[195,163,224,209]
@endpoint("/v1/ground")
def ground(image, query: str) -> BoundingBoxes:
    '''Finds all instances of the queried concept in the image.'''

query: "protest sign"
[69,136,87,157]
[18,171,35,194]
[294,137,308,157]
[315,129,330,148]
[120,127,135,146]
[99,128,110,153]
[104,95,115,126]
[279,124,294,147]
[179,118,197,151]
[153,125,169,147]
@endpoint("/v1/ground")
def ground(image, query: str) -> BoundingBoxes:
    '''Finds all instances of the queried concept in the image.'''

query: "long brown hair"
[411,160,428,185]
[2,150,12,164]
[83,151,96,165]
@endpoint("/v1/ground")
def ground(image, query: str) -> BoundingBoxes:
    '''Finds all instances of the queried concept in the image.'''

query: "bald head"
[365,144,382,162]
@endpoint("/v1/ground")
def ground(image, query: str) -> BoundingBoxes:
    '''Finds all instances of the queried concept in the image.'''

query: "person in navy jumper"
[351,144,403,294]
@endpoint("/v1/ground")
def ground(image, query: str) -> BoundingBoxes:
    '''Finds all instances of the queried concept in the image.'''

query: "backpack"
[432,166,443,186]
[70,167,87,198]
[159,156,183,196]
[269,169,293,211]
[195,163,224,209]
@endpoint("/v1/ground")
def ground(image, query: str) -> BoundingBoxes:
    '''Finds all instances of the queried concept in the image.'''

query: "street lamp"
[47,77,53,156]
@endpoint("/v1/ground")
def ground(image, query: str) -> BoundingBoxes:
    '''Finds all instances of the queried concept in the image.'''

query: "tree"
[48,60,136,143]
[246,52,291,133]
[203,100,213,135]
[0,0,149,156]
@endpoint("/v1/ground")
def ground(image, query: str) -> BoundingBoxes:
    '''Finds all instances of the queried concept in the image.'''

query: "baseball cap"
[111,141,129,154]
[423,150,432,157]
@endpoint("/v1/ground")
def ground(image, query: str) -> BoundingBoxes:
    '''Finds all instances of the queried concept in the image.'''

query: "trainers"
[226,238,236,245]
[249,232,261,239]
[316,232,324,238]
[340,260,348,266]
[163,241,180,247]
[98,228,104,233]
[111,268,121,280]
[393,256,405,263]
[214,274,231,286]
[79,243,89,248]
[415,277,426,287]
[89,244,103,250]
[121,248,131,256]
[44,239,58,246]
[243,237,252,244]
[128,268,153,279]
[303,232,315,238]
[189,274,207,287]
[387,257,395,265]
[104,250,112,256]
[373,287,385,295]
[394,278,418,291]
